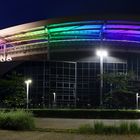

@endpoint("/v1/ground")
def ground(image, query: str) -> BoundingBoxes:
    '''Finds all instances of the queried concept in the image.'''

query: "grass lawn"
[0,130,140,140]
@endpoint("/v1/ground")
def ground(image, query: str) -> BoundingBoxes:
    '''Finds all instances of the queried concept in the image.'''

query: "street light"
[136,93,140,110]
[25,79,32,109]
[96,49,108,106]
[53,92,56,107]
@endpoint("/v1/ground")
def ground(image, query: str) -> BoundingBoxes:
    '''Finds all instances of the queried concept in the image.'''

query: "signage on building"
[0,55,12,62]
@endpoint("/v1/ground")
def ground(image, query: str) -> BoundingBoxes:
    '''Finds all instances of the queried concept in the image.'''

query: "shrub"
[118,122,129,134]
[78,124,94,134]
[78,121,140,134]
[93,122,105,134]
[129,122,140,134]
[103,125,118,134]
[30,109,140,119]
[0,110,35,130]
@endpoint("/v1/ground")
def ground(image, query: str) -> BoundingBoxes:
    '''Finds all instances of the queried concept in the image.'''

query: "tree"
[103,72,137,109]
[0,72,26,108]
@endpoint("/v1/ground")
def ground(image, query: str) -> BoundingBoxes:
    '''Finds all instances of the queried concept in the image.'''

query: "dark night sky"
[0,0,140,29]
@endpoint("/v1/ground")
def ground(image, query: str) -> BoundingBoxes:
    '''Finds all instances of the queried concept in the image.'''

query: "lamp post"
[136,93,140,110]
[25,79,32,109]
[96,49,108,106]
[53,92,56,107]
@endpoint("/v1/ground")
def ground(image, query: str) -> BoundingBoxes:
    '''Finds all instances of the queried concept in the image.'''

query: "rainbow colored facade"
[0,17,140,108]
[0,19,140,57]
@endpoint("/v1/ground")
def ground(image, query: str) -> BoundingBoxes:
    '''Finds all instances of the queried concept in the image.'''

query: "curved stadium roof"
[1,16,140,53]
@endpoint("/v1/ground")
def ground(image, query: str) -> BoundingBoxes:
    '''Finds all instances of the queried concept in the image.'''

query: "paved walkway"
[35,118,140,129]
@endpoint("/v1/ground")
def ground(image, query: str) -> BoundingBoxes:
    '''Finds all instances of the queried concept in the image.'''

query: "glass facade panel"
[5,59,128,108]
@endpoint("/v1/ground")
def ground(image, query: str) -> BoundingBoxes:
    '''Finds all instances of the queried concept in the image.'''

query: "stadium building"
[0,16,140,108]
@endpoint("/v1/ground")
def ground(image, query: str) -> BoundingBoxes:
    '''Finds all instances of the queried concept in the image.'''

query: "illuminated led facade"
[1,20,140,57]
[0,17,140,108]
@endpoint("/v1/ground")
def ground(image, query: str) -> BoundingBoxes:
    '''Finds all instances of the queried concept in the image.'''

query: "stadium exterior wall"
[0,16,140,108]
